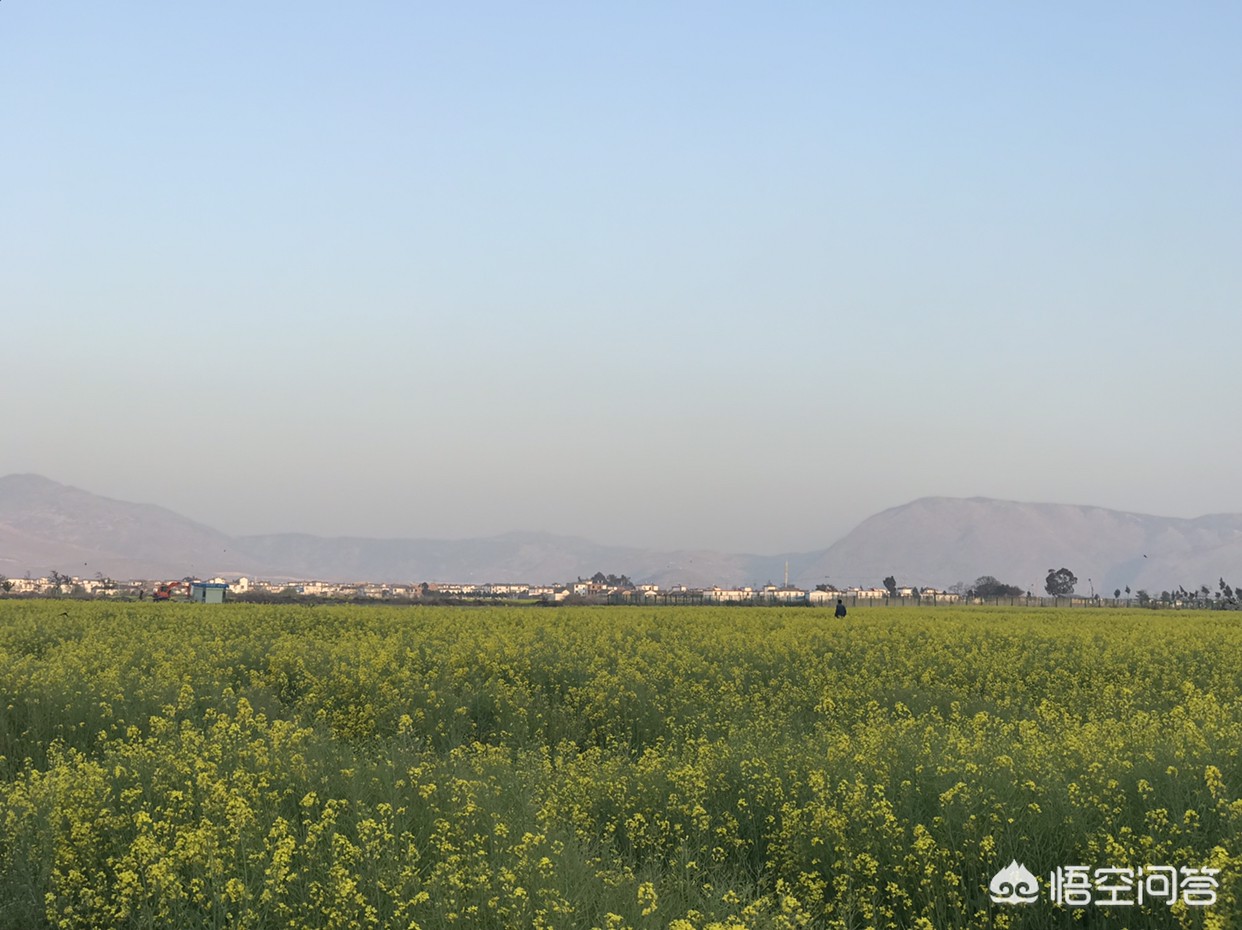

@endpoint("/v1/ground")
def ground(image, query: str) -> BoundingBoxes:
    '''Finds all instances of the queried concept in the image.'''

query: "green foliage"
[0,602,1239,929]
[971,576,1024,598]
[1045,567,1078,597]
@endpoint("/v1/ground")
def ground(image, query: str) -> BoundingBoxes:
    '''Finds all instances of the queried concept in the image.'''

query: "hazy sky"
[3,3,1240,554]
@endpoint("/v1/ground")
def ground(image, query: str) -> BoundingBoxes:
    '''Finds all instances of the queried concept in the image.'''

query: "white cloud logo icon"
[990,860,1040,904]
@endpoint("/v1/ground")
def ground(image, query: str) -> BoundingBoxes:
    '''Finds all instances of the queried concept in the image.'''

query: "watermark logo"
[989,860,1040,904]
[1047,866,1219,907]
[990,862,1219,908]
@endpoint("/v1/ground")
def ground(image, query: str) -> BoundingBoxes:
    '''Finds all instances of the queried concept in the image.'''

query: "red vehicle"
[152,580,188,601]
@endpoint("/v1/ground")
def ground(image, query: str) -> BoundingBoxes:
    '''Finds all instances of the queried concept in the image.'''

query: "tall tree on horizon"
[1045,568,1078,597]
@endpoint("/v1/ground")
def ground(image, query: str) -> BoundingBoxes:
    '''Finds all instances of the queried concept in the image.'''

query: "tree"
[971,576,1024,598]
[1045,567,1077,597]
[1114,588,1121,599]
[48,570,71,595]
[882,575,898,597]
[1136,589,1151,606]
[0,575,11,593]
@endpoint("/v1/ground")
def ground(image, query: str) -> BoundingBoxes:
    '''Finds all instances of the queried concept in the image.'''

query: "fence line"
[608,592,1223,609]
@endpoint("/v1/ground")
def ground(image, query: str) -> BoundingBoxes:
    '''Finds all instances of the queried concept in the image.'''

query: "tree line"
[882,568,1242,609]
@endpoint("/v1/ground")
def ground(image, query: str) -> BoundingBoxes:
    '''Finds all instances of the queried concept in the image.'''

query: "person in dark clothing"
[835,598,847,618]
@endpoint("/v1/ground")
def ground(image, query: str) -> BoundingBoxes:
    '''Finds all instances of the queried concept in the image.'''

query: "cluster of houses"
[2,573,962,605]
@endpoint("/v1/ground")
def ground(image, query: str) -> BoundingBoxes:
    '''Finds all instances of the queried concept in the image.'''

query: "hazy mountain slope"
[0,522,120,579]
[812,497,1242,594]
[0,474,257,579]
[3,475,1240,592]
[237,530,776,587]
[0,475,774,585]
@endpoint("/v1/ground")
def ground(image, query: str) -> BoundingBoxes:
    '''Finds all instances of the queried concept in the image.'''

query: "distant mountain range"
[1,474,1240,594]
[802,497,1242,596]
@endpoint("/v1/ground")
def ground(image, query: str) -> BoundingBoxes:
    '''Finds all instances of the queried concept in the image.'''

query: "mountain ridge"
[805,495,1242,595]
[1,474,1239,593]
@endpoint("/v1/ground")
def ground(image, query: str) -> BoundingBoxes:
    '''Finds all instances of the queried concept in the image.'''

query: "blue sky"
[3,2,1240,553]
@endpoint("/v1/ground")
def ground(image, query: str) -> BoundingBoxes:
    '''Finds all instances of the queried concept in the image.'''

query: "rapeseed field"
[0,602,1238,929]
